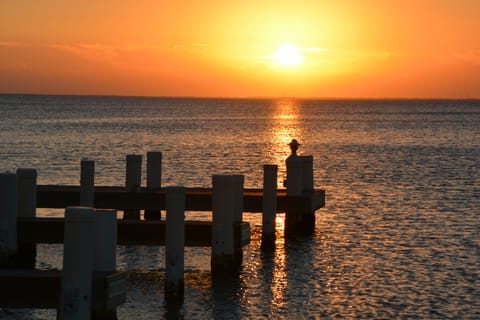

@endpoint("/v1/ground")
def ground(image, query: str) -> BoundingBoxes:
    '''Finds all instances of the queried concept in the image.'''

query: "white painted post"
[80,159,95,207]
[124,154,142,219]
[145,151,162,220]
[262,165,277,247]
[231,175,244,224]
[59,207,95,320]
[0,172,17,265]
[231,175,244,261]
[165,186,185,302]
[300,155,314,194]
[16,168,37,267]
[94,210,117,272]
[16,168,37,218]
[92,209,118,319]
[211,175,235,271]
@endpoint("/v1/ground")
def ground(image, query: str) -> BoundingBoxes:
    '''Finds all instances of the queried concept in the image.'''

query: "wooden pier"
[36,185,325,214]
[1,142,326,318]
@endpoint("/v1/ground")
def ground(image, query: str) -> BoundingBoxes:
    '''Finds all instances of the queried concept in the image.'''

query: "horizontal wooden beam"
[18,217,251,247]
[0,269,126,309]
[36,185,325,212]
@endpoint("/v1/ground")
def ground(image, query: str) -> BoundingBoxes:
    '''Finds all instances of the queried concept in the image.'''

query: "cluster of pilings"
[0,140,324,318]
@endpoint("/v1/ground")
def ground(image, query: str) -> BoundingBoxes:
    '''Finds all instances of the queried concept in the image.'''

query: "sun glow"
[272,44,304,67]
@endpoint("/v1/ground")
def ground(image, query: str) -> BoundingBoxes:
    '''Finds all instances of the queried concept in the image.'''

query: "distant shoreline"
[1,92,479,101]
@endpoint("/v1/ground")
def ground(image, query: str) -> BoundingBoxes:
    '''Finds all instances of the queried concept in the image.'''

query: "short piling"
[165,186,185,303]
[16,168,37,267]
[124,154,142,220]
[145,151,162,220]
[80,159,95,207]
[58,207,95,320]
[92,209,118,319]
[0,172,17,266]
[211,175,236,272]
[261,165,277,248]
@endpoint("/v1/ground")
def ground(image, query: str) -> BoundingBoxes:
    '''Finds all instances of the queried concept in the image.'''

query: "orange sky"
[1,1,479,98]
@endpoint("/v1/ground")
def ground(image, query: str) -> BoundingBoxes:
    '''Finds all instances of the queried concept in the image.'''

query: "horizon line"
[0,92,479,101]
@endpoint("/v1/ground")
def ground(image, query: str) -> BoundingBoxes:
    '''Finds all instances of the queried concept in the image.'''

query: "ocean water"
[0,95,479,319]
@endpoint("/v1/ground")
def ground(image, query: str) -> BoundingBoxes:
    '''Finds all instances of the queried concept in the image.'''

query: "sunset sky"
[1,1,479,98]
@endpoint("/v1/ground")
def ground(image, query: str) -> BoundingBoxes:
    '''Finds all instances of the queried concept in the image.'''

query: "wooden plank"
[17,218,250,247]
[0,270,125,309]
[0,269,60,308]
[36,185,325,212]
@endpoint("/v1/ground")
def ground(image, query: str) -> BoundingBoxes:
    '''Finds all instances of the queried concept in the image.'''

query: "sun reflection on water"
[267,99,304,187]
[270,214,287,308]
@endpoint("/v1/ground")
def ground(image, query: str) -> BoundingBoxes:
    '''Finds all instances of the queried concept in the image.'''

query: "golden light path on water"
[266,98,303,188]
[241,100,301,313]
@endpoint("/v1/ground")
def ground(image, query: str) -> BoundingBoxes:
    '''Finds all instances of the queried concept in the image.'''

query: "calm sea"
[0,95,479,319]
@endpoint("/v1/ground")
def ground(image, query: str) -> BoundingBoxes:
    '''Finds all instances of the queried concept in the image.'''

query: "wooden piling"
[232,175,244,262]
[94,210,117,272]
[92,209,119,320]
[232,175,244,224]
[0,172,17,266]
[262,165,277,248]
[145,151,162,220]
[59,207,95,320]
[165,186,185,303]
[124,154,142,220]
[211,175,236,271]
[300,155,314,194]
[286,153,303,196]
[16,168,37,267]
[285,141,317,236]
[80,159,95,207]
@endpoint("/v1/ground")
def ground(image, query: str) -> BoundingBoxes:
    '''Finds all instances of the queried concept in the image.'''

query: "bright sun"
[272,44,303,67]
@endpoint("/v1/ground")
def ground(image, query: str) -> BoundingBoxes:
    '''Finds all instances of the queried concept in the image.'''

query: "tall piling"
[145,151,162,220]
[58,207,95,320]
[0,172,17,266]
[16,168,37,267]
[285,140,315,236]
[262,165,277,248]
[92,209,118,319]
[211,175,236,272]
[165,186,185,303]
[124,154,142,220]
[80,159,95,207]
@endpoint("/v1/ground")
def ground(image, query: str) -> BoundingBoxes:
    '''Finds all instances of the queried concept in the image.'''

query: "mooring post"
[80,159,95,207]
[211,175,236,272]
[0,172,17,267]
[16,168,37,268]
[231,175,245,262]
[124,154,142,220]
[299,155,316,230]
[300,155,314,194]
[165,186,185,303]
[286,140,303,197]
[285,139,311,236]
[262,165,277,248]
[145,151,162,220]
[92,209,118,319]
[59,207,95,320]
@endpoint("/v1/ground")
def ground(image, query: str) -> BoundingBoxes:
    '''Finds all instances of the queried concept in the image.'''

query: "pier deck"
[37,185,325,213]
